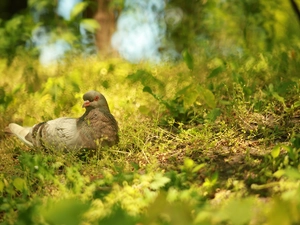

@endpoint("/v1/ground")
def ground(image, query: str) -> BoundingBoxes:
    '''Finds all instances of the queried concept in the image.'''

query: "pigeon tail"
[8,123,33,146]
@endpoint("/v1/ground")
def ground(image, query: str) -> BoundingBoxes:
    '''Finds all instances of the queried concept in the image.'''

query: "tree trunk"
[92,0,117,54]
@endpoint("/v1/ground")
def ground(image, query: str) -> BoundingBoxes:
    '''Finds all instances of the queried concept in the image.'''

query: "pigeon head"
[82,90,110,112]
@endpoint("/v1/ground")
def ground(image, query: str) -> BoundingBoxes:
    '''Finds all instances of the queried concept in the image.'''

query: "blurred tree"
[164,0,204,53]
[0,0,299,64]
[165,0,300,56]
[0,0,33,65]
[91,0,121,53]
[55,0,123,55]
[0,0,27,20]
[0,0,122,65]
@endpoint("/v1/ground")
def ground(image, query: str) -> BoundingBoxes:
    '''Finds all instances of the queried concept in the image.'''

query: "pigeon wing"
[31,117,81,150]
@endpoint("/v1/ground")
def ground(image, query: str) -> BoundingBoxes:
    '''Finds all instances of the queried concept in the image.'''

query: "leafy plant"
[0,20,300,224]
[127,69,219,124]
[0,14,35,65]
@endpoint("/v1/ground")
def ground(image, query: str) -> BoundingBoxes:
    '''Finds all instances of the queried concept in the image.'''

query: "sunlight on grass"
[0,51,300,224]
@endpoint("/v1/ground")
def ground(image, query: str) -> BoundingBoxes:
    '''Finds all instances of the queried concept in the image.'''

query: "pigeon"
[6,90,119,151]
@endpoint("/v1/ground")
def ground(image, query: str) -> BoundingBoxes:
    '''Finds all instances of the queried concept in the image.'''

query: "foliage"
[0,0,100,66]
[166,0,300,55]
[0,0,300,224]
[127,68,218,124]
[0,45,299,224]
[0,13,35,65]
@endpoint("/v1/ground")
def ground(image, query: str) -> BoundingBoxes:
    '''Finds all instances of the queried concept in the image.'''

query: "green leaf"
[80,19,100,33]
[127,70,165,96]
[198,87,216,108]
[150,173,170,190]
[291,135,300,149]
[0,180,4,192]
[281,145,292,152]
[182,89,199,109]
[139,105,150,115]
[206,108,221,122]
[182,50,194,70]
[60,32,77,43]
[273,169,285,178]
[13,177,26,191]
[217,198,255,225]
[42,199,90,225]
[192,163,206,173]
[272,92,285,104]
[183,158,194,169]
[293,100,300,109]
[283,168,300,180]
[99,206,138,225]
[267,198,292,224]
[143,86,153,94]
[271,145,280,159]
[70,2,89,21]
[207,66,224,79]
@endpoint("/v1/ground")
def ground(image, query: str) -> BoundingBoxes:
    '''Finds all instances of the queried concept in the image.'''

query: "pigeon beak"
[82,100,90,108]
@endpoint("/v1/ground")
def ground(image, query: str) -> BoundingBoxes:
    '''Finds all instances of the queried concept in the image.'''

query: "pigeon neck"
[83,107,111,116]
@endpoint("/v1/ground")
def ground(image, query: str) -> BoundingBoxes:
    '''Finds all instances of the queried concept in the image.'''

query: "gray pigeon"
[6,90,119,151]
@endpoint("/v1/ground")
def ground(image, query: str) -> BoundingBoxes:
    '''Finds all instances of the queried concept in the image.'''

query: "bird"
[6,90,119,151]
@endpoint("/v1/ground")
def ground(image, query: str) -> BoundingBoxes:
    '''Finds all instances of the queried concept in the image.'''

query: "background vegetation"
[1,0,300,224]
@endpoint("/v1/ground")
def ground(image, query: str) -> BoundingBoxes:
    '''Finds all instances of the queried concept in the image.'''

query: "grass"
[0,52,300,224]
